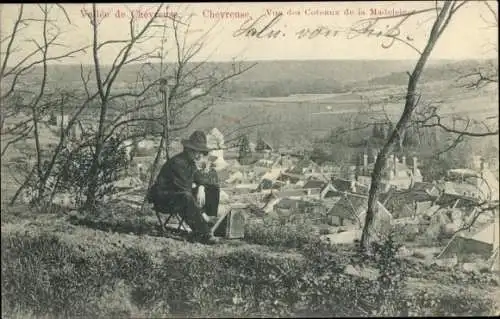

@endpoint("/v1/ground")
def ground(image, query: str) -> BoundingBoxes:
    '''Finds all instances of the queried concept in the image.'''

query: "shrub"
[51,136,130,207]
[244,220,317,249]
[405,287,495,316]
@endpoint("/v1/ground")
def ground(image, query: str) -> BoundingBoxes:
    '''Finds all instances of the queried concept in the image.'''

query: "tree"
[402,126,419,149]
[238,135,252,165]
[255,136,268,152]
[361,1,499,252]
[1,4,90,208]
[371,123,380,139]
[310,147,330,165]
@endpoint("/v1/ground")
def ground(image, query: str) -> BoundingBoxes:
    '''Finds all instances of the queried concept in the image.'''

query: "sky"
[0,1,498,65]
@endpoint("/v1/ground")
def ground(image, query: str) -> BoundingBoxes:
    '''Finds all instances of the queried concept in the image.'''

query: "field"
[193,79,498,150]
[2,59,499,317]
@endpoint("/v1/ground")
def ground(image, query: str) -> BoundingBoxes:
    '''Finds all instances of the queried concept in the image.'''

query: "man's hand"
[196,185,206,207]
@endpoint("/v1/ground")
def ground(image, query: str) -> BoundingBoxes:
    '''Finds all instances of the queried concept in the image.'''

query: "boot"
[199,233,221,245]
[207,216,218,227]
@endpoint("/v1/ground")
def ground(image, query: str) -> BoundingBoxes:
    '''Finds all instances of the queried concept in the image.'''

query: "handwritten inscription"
[232,14,286,39]
[233,8,436,51]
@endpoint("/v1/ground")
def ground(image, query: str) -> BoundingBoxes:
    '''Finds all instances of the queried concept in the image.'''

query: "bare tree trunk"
[83,4,164,211]
[162,85,170,161]
[361,1,458,253]
[2,4,88,206]
[9,167,36,206]
[140,135,165,213]
[83,5,108,210]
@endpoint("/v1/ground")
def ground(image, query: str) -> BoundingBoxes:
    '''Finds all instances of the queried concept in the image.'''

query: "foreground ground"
[2,202,499,318]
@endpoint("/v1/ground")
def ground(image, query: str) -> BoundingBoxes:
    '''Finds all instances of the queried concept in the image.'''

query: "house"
[252,166,272,177]
[305,173,330,183]
[262,189,308,203]
[222,184,259,197]
[217,167,234,186]
[257,168,282,190]
[277,172,305,185]
[274,198,304,213]
[272,153,294,170]
[256,158,276,168]
[262,192,281,213]
[320,162,342,175]
[258,178,286,191]
[288,159,323,175]
[331,178,356,193]
[354,182,370,195]
[436,161,500,202]
[226,171,244,184]
[207,127,228,171]
[357,153,423,191]
[327,192,392,232]
[302,179,326,196]
[275,196,325,215]
[321,197,341,212]
[261,189,308,213]
[412,182,441,197]
[276,189,309,198]
[302,180,337,199]
[224,151,240,161]
[380,187,440,218]
[320,183,338,199]
[437,219,499,264]
[255,138,273,153]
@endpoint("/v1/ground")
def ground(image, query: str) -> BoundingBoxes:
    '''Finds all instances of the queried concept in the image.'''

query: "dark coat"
[147,151,218,204]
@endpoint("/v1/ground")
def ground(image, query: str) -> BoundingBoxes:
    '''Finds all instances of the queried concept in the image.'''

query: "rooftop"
[303,179,328,189]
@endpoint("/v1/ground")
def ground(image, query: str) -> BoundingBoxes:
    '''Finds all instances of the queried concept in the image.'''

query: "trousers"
[155,185,220,236]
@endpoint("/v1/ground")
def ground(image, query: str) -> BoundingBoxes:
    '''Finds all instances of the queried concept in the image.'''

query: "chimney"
[363,153,368,169]
[413,157,418,176]
[349,166,356,181]
[480,158,486,179]
[389,154,396,176]
[472,155,481,170]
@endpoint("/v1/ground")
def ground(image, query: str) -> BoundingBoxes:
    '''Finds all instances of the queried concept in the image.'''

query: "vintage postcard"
[1,1,499,317]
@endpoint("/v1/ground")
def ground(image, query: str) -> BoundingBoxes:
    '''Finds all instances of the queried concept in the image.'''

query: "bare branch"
[457,68,498,88]
[416,110,499,137]
[0,4,24,77]
[55,4,72,24]
[170,106,211,132]
[1,125,34,157]
[102,4,164,99]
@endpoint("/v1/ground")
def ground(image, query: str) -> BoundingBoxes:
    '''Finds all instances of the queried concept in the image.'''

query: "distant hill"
[25,59,495,98]
[364,59,498,86]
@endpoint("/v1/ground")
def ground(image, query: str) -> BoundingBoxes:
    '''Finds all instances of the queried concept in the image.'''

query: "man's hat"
[182,130,210,153]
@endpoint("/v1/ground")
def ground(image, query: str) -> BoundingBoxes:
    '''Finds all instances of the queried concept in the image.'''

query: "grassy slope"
[2,208,499,293]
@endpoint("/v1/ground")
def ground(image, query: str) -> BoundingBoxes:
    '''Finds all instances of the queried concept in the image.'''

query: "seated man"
[149,130,221,245]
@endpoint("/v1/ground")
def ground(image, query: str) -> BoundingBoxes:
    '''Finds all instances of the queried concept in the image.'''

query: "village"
[3,111,499,275]
[101,126,498,274]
